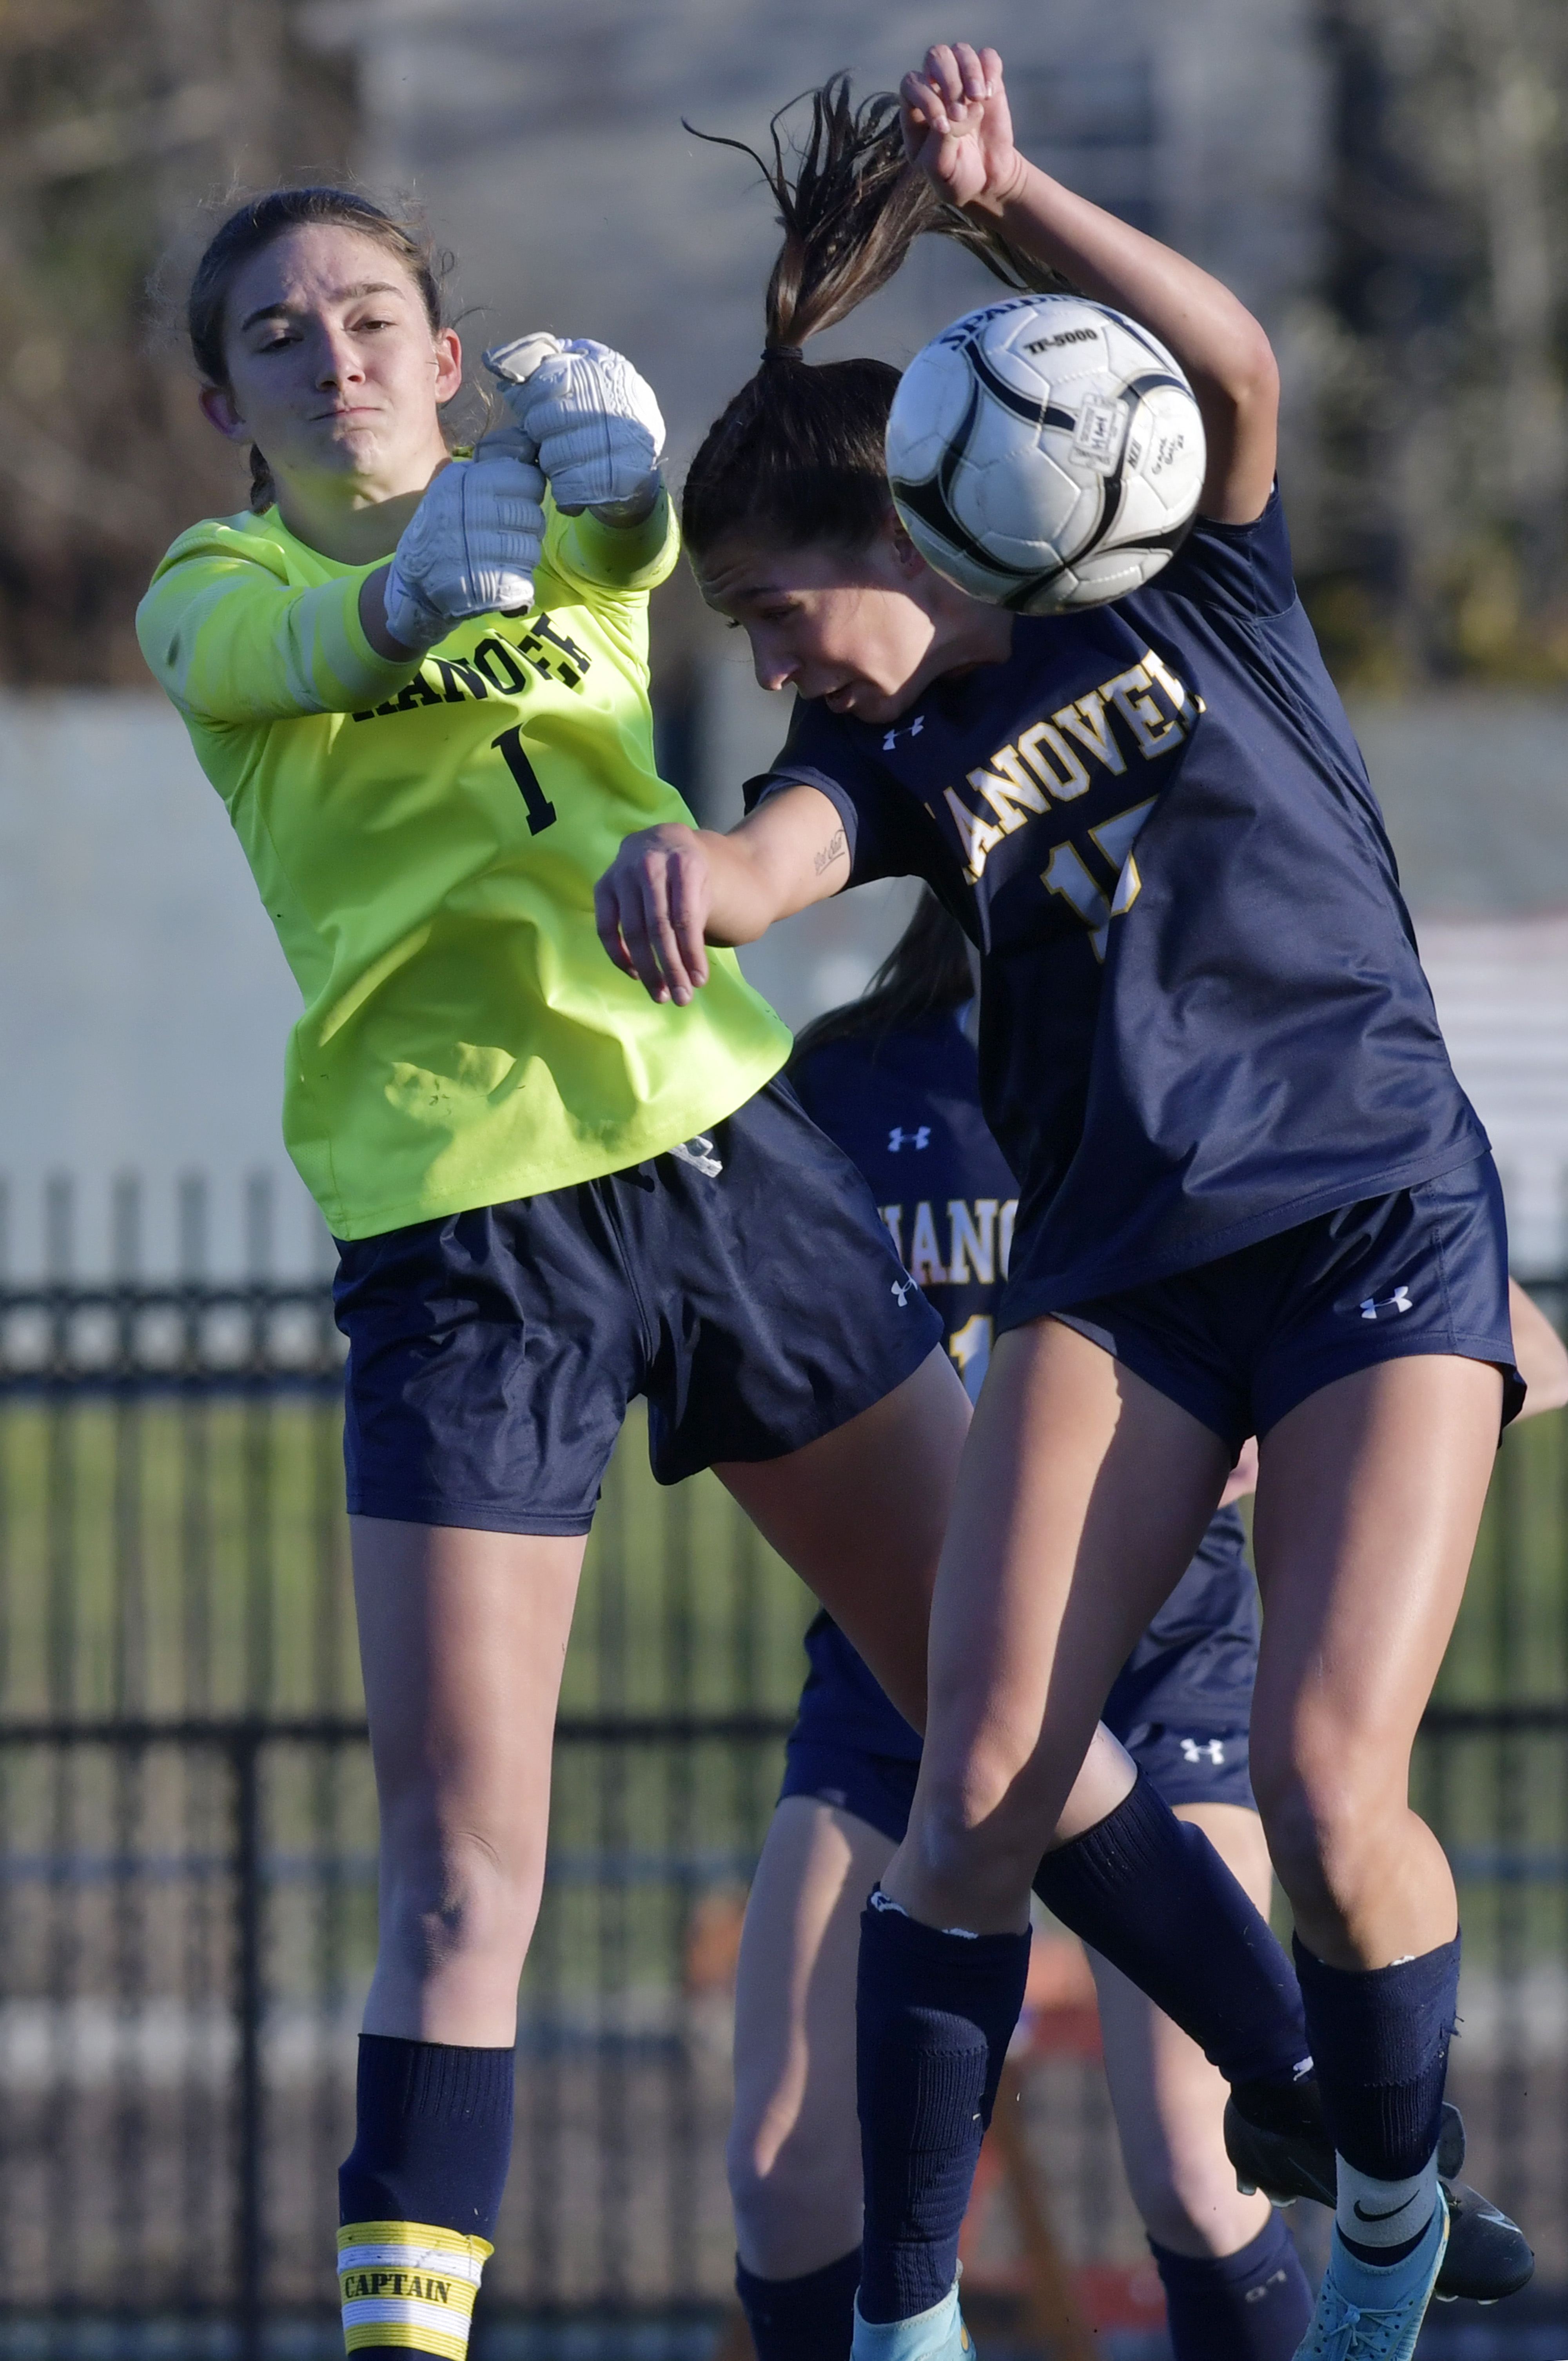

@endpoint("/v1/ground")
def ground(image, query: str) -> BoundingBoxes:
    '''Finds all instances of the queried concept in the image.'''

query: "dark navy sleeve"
[740,697,901,884]
[1152,481,1296,620]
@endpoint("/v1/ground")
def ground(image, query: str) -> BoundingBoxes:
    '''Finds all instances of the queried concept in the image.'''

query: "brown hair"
[682,76,1069,561]
[186,187,449,513]
[790,886,976,1068]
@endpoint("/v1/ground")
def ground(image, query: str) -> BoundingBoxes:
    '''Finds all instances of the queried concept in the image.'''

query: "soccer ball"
[884,294,1207,614]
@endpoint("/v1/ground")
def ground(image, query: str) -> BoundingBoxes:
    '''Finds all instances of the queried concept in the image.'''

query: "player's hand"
[1219,1436,1259,1507]
[595,824,713,1006]
[381,442,546,648]
[900,42,1024,214]
[486,335,665,517]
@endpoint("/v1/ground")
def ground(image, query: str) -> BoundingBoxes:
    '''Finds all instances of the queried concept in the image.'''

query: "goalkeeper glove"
[381,438,546,652]
[485,334,665,516]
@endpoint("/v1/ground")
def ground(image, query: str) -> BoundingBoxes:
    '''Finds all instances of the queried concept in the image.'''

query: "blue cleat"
[851,2282,975,2360]
[1294,2199,1448,2359]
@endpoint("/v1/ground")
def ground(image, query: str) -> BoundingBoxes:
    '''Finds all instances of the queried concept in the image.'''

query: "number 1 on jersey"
[492,726,558,835]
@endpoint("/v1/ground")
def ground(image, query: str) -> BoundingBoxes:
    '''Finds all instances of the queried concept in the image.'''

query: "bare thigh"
[1091,1803,1274,2258]
[884,1320,1232,1931]
[352,1516,585,2045]
[728,1797,896,2278]
[716,1347,969,1734]
[1249,1354,1502,1966]
[720,1346,1140,1839]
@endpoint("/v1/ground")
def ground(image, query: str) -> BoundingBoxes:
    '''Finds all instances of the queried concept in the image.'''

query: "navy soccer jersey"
[791,1009,1017,1404]
[748,489,1487,1315]
[786,1013,1259,1784]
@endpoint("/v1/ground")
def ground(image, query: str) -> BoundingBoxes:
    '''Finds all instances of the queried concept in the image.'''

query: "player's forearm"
[974,157,1277,417]
[359,565,421,663]
[698,820,832,944]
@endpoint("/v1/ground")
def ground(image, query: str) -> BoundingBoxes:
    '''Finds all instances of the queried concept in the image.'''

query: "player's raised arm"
[595,784,850,1005]
[900,40,1278,522]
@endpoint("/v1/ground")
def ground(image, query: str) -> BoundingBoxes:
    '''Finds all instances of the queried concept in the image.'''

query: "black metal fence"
[0,1177,1564,2356]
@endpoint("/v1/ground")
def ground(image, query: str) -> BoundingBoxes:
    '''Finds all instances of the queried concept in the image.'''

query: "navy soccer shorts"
[333,1076,942,1535]
[1044,1153,1523,1458]
[779,1504,1261,1845]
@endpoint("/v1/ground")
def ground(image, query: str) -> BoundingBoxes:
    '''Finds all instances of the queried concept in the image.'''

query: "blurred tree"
[1306,0,1568,685]
[0,0,358,684]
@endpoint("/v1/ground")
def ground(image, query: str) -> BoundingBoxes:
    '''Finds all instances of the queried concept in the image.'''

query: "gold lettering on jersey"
[940,653,1187,878]
[944,787,1004,881]
[1045,795,1157,959]
[1051,691,1127,775]
[947,1199,998,1286]
[1042,841,1112,955]
[967,747,1049,834]
[1016,721,1091,800]
[896,1199,1019,1290]
[1104,664,1184,757]
[908,1202,948,1286]
[1142,645,1205,717]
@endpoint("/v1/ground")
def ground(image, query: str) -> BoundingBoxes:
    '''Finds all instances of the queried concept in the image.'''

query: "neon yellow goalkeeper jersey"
[137,486,790,1239]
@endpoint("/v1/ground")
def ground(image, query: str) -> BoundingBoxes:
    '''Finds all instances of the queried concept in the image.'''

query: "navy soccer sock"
[1033,1771,1310,2087]
[1294,1932,1460,2264]
[1150,2216,1313,2361]
[735,2247,861,2360]
[855,1893,1031,2324]
[338,2034,515,2357]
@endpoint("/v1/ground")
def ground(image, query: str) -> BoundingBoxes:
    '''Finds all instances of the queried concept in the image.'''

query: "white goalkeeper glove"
[381,436,546,651]
[485,333,665,516]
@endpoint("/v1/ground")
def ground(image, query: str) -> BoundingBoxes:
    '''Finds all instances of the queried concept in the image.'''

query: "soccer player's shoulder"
[145,505,292,592]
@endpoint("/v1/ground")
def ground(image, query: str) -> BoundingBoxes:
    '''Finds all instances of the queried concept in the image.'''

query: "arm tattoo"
[813,828,847,877]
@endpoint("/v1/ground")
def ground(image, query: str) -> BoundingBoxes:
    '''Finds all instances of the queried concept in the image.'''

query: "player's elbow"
[1215,318,1279,425]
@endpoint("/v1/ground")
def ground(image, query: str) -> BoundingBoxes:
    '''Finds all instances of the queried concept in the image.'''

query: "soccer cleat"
[1292,2201,1447,2360]
[1429,2180,1535,2304]
[1225,2084,1532,2303]
[851,2283,975,2360]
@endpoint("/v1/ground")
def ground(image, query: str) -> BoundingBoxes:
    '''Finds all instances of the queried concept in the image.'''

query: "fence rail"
[0,1183,1565,2352]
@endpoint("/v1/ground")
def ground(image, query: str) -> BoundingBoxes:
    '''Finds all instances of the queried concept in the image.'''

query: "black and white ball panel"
[885,295,1207,614]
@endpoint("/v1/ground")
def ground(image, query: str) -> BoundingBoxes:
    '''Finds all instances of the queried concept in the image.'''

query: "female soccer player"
[733,892,1312,2361]
[597,50,1537,2361]
[728,895,1562,2361]
[137,183,1340,2361]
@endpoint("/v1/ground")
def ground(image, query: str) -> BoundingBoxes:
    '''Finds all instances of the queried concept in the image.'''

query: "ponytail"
[790,888,976,1068]
[683,75,1070,561]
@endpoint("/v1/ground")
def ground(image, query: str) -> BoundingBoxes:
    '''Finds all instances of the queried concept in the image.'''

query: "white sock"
[1336,2150,1440,2257]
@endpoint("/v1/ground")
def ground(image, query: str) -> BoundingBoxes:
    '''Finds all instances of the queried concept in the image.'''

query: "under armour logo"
[891,1279,914,1306]
[882,715,926,752]
[888,1125,931,1152]
[1179,1737,1227,1766]
[669,1134,723,1177]
[1359,1284,1413,1320]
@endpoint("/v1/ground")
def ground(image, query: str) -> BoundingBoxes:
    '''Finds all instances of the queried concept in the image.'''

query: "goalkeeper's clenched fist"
[486,334,666,519]
[381,433,546,651]
[375,330,667,653]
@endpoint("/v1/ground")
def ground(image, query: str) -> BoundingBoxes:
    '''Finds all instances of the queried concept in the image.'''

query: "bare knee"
[900,1716,1094,1921]
[378,1807,544,1986]
[1251,1737,1391,1918]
